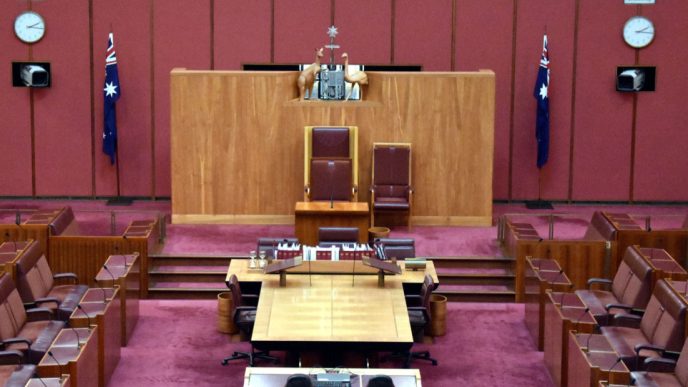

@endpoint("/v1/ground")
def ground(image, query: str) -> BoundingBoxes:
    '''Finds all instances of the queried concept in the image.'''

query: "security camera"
[617,69,645,92]
[20,64,50,87]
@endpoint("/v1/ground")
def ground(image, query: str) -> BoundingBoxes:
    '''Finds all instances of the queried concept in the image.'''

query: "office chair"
[285,374,313,387]
[366,375,395,387]
[221,274,279,366]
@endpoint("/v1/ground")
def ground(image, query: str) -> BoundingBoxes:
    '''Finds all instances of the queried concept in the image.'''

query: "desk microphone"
[607,356,623,373]
[121,235,130,267]
[102,264,117,285]
[31,371,48,387]
[76,304,93,331]
[47,351,66,381]
[67,322,83,349]
[93,278,109,304]
[573,307,590,326]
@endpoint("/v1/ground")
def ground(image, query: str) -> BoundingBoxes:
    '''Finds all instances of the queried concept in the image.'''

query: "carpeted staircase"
[147,253,517,302]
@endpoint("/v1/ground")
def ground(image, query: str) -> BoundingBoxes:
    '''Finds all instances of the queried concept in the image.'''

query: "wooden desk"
[567,332,630,387]
[524,257,573,351]
[295,202,369,245]
[95,254,140,346]
[38,328,99,387]
[25,376,70,386]
[544,292,596,387]
[243,367,422,387]
[226,258,439,286]
[252,274,412,353]
[70,288,121,387]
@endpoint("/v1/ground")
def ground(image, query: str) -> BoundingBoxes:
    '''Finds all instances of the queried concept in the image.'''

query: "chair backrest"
[373,144,411,202]
[285,374,313,387]
[0,275,27,341]
[366,375,395,387]
[318,227,358,247]
[420,275,435,309]
[227,274,243,311]
[14,242,53,303]
[640,280,687,352]
[312,127,350,158]
[379,239,415,259]
[585,211,617,241]
[612,246,653,309]
[309,159,353,201]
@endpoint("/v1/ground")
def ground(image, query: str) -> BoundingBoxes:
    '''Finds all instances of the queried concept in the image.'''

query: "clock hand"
[636,30,653,34]
[27,25,44,30]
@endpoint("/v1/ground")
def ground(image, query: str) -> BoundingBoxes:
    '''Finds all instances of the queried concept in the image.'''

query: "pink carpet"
[108,301,551,387]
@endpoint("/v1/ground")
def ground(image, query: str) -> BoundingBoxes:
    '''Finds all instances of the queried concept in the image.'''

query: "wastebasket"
[217,292,238,334]
[429,294,447,337]
[368,226,391,241]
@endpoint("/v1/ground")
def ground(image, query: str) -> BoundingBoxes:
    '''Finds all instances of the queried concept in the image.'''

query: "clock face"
[14,11,46,44]
[623,16,654,49]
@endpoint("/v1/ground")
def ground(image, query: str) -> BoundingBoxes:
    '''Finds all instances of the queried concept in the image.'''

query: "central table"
[252,273,412,353]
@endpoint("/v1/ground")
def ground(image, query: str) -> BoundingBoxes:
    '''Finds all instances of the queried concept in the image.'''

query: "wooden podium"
[294,201,369,245]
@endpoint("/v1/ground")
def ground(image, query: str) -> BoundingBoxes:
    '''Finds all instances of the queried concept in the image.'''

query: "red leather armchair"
[370,143,412,227]
[600,279,687,371]
[576,245,654,325]
[631,337,688,387]
[304,126,359,202]
[14,242,88,321]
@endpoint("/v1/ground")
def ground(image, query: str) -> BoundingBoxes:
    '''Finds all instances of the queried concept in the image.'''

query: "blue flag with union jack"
[533,34,549,169]
[103,32,121,165]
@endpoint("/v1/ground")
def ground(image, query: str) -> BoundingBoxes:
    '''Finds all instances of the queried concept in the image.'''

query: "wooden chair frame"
[370,142,413,227]
[303,126,359,201]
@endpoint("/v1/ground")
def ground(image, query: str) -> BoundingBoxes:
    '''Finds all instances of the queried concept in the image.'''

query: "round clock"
[623,16,655,49]
[14,11,46,44]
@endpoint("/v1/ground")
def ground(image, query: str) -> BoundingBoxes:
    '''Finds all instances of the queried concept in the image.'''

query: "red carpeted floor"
[0,199,686,386]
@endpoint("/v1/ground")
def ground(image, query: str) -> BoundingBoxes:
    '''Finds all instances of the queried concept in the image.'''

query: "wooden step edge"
[148,287,227,292]
[437,289,515,295]
[428,256,513,262]
[149,269,229,275]
[149,253,241,259]
[438,273,515,279]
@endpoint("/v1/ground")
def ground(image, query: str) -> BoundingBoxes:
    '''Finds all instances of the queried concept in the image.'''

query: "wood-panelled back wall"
[1,0,687,202]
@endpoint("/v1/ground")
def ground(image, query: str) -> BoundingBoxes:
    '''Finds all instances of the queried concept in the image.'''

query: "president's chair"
[221,274,278,367]
[304,126,358,202]
[370,143,412,227]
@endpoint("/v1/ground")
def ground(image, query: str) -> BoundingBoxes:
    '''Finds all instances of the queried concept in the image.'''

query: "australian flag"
[533,34,549,169]
[103,32,120,165]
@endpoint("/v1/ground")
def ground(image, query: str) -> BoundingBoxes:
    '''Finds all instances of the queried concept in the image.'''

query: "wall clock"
[623,16,654,49]
[14,11,46,44]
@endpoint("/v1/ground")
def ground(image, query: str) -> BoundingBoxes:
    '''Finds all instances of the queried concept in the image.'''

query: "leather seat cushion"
[49,284,89,321]
[632,371,681,387]
[374,197,410,210]
[10,320,64,364]
[4,365,36,387]
[576,289,620,325]
[601,326,659,370]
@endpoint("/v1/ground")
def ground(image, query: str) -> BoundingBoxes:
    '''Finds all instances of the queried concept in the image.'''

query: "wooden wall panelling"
[615,230,688,273]
[0,224,50,258]
[171,70,495,226]
[47,236,150,298]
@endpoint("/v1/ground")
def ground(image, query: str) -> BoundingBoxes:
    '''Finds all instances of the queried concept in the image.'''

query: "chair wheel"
[431,360,438,366]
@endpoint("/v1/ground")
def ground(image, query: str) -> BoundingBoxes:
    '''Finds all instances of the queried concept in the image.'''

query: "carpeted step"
[147,281,227,300]
[430,256,514,271]
[439,272,514,286]
[150,265,228,273]
[435,283,515,303]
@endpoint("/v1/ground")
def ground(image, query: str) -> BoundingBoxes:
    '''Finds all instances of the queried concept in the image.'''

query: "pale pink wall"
[2,0,687,202]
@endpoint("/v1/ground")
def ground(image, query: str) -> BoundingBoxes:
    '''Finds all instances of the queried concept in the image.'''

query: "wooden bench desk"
[295,201,369,245]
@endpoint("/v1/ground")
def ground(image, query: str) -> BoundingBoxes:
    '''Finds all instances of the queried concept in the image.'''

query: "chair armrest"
[33,297,61,308]
[0,350,24,365]
[26,307,54,322]
[644,357,677,373]
[3,337,32,349]
[407,306,429,321]
[241,294,259,307]
[405,295,422,307]
[613,313,642,328]
[53,272,79,283]
[605,303,633,312]
[587,278,613,289]
[635,343,667,357]
[235,306,256,313]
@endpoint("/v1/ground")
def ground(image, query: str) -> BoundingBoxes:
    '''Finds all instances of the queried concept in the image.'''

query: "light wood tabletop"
[251,274,413,351]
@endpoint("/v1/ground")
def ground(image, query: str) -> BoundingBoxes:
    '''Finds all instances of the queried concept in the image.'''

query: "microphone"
[328,160,335,209]
[122,235,130,266]
[93,278,109,304]
[68,322,83,349]
[47,351,65,381]
[607,356,623,373]
[76,304,93,331]
[31,371,48,387]
[573,307,590,326]
[102,264,117,285]
[584,332,595,353]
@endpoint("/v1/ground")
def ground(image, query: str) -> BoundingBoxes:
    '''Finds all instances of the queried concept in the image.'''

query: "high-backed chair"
[0,351,36,387]
[304,126,359,202]
[631,337,688,387]
[257,237,299,259]
[370,143,412,227]
[221,275,278,367]
[285,374,313,387]
[0,275,64,364]
[307,159,355,201]
[366,375,395,387]
[403,275,438,367]
[14,242,88,321]
[600,280,687,371]
[318,227,359,248]
[576,246,654,325]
